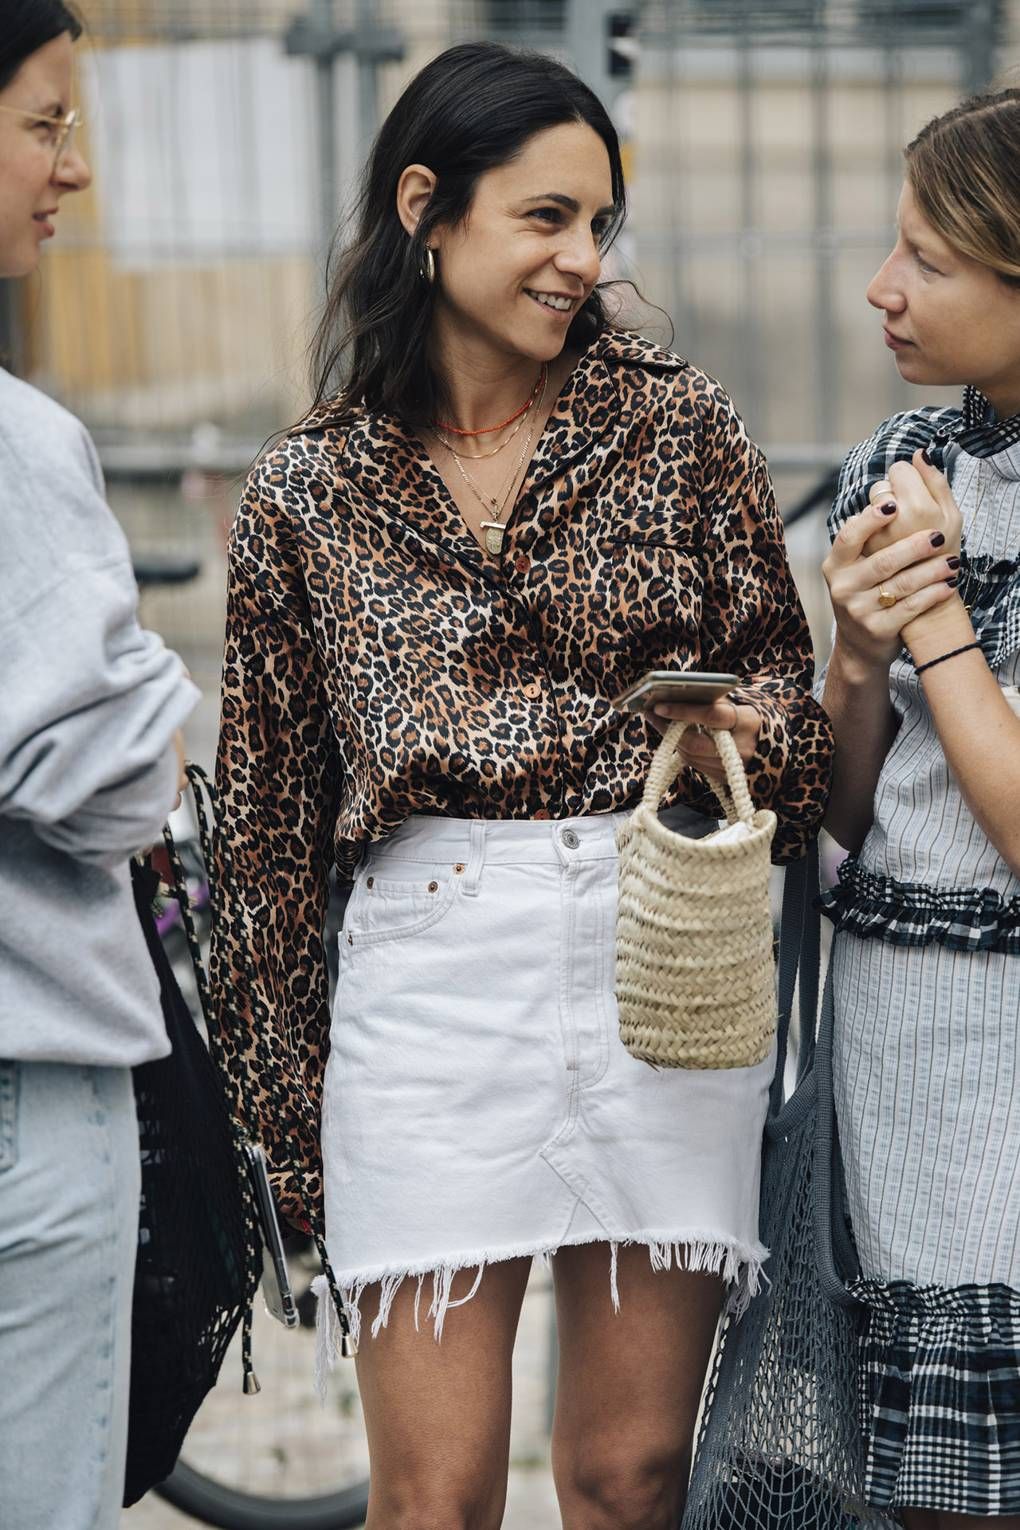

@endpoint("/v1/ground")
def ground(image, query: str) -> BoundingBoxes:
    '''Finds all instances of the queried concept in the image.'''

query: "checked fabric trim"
[849,1277,1020,1517]
[955,551,1020,671]
[818,855,1020,953]
[827,394,1020,673]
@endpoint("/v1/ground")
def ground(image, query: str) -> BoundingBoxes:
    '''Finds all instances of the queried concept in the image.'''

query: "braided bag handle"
[642,720,755,829]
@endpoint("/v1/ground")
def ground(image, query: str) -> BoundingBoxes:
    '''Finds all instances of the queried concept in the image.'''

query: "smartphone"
[243,1141,300,1329]
[611,670,740,713]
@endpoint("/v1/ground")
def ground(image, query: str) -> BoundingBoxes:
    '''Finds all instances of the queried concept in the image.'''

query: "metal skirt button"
[561,828,580,850]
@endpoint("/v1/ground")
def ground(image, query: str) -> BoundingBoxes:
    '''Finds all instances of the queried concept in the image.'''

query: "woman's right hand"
[822,498,961,673]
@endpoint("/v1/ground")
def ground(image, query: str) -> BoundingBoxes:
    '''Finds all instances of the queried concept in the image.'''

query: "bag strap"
[165,764,354,1358]
[769,839,821,1119]
[643,721,755,829]
[812,962,861,1308]
[145,777,265,1389]
[768,838,859,1306]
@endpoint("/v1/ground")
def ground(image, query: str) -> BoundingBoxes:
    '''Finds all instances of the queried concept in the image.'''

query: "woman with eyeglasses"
[820,89,1020,1529]
[213,41,832,1529]
[0,6,198,1527]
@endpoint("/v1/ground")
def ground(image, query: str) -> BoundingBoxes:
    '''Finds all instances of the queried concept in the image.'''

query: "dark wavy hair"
[0,0,82,91]
[308,41,627,428]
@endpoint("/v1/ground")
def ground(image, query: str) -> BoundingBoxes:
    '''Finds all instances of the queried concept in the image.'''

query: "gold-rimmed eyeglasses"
[0,105,83,169]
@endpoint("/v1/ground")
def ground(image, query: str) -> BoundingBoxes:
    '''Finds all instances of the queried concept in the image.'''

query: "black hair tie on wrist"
[915,641,982,676]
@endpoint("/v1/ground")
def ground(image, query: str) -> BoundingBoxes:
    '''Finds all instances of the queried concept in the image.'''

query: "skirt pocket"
[345,856,461,948]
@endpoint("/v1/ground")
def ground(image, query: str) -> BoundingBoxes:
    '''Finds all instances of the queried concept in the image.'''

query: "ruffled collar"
[925,385,1020,467]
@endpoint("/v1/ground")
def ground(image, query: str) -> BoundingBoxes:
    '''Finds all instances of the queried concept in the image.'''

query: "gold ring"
[877,587,898,610]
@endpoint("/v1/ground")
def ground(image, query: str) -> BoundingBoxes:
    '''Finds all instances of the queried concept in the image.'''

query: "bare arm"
[820,643,899,853]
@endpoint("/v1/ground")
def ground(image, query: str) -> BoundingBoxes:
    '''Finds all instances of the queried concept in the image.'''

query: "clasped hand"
[822,449,964,670]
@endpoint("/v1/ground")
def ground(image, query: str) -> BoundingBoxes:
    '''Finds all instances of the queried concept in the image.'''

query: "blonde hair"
[905,88,1020,289]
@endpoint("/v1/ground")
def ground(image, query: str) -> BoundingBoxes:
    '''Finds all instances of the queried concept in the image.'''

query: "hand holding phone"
[612,670,763,786]
[611,670,740,714]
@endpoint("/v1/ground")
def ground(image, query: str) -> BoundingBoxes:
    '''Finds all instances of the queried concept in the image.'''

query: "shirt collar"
[294,330,680,557]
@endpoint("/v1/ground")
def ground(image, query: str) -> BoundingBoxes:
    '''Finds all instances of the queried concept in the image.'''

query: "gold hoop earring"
[421,246,436,284]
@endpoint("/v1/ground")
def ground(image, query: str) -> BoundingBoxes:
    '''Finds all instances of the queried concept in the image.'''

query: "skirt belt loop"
[462,821,486,897]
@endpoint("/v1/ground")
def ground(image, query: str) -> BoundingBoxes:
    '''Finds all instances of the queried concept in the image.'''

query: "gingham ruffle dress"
[821,399,1020,1516]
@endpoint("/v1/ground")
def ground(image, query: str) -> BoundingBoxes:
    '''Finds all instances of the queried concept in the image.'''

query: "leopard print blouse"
[212,329,833,1222]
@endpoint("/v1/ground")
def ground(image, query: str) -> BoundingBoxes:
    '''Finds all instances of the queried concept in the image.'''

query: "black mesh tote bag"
[123,779,261,1506]
[683,845,897,1530]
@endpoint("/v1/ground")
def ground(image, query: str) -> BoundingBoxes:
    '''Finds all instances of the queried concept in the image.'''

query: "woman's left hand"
[646,697,762,784]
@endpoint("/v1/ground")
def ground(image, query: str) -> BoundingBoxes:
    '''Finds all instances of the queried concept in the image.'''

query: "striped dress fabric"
[821,419,1020,1515]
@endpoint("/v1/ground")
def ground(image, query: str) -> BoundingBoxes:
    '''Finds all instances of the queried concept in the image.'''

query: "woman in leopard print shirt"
[213,41,832,1530]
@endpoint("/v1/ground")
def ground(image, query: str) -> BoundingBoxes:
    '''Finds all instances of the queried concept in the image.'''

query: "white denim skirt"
[318,811,774,1354]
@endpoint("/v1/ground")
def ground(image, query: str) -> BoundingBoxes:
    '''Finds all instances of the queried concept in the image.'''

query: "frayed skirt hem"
[312,1230,767,1398]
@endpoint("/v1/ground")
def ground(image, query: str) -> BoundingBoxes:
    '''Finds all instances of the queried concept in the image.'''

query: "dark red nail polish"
[880,501,897,515]
[947,556,960,569]
[946,576,959,587]
[930,532,945,547]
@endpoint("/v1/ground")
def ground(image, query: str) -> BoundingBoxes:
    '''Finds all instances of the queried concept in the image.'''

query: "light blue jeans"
[0,1061,140,1530]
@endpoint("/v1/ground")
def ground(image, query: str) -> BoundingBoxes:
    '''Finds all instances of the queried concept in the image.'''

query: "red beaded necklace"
[434,366,546,437]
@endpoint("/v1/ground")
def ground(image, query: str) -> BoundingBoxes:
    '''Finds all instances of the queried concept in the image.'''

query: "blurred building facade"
[5,0,1018,466]
[3,0,1015,765]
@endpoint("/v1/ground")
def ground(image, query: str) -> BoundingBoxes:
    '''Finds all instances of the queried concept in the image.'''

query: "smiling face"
[427,120,616,371]
[867,180,1020,417]
[0,31,91,279]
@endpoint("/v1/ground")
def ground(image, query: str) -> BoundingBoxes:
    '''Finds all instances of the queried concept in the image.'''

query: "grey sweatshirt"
[0,368,199,1065]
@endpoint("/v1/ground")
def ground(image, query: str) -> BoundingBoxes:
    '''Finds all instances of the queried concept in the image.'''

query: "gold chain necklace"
[433,365,547,462]
[434,405,531,462]
[436,371,547,556]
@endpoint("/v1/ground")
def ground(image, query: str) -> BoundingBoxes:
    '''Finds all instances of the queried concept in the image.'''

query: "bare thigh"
[550,1242,724,1530]
[353,1256,532,1530]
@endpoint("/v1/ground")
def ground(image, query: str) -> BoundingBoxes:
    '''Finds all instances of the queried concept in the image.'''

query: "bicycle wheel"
[157,1463,368,1530]
[154,1238,369,1530]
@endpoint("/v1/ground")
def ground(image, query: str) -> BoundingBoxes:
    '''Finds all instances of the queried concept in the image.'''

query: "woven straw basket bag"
[616,720,778,1070]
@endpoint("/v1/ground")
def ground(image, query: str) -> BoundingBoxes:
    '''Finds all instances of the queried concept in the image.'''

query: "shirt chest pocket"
[595,539,703,660]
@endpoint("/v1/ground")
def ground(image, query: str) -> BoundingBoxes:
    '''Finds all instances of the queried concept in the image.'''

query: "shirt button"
[523,681,541,700]
[533,808,550,820]
[561,828,580,850]
[515,554,530,574]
